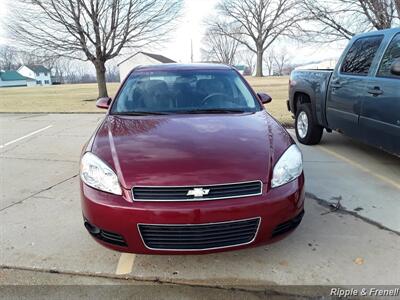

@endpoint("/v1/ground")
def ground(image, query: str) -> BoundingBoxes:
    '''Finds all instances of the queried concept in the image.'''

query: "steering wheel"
[201,93,231,107]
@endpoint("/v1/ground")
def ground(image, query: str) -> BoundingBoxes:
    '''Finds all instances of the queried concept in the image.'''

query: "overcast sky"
[0,0,7,45]
[0,0,345,65]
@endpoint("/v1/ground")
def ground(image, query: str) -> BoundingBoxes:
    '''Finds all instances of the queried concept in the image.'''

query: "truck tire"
[295,103,323,145]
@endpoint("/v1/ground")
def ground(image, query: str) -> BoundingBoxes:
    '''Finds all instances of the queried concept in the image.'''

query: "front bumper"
[81,175,305,254]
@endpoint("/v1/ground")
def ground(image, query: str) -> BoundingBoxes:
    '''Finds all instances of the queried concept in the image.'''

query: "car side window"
[340,35,384,76]
[377,33,400,79]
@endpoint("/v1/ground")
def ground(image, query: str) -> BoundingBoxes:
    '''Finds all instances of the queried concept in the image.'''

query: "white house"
[18,65,52,86]
[118,52,176,82]
[0,70,36,88]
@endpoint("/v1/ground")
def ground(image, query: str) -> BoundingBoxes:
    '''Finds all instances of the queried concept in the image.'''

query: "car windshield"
[111,69,261,114]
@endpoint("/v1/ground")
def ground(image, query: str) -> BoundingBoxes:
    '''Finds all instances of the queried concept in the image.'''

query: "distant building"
[0,70,36,88]
[234,65,252,76]
[18,65,52,86]
[295,59,338,70]
[118,52,176,82]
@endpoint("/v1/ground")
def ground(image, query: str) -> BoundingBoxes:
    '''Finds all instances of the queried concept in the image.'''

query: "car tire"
[295,103,323,145]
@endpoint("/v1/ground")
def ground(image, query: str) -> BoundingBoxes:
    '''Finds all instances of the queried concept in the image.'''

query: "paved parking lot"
[1,113,399,295]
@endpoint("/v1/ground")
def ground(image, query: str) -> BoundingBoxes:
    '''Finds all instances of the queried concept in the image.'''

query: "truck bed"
[288,69,333,128]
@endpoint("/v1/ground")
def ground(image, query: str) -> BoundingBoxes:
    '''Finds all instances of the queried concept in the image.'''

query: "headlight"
[271,144,303,188]
[80,152,122,195]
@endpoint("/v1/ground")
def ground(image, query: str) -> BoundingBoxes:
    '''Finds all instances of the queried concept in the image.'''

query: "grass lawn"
[0,76,293,125]
[0,83,120,114]
[246,76,292,125]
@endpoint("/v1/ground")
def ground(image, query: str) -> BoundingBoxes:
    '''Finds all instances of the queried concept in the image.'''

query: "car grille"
[132,181,262,201]
[138,217,260,250]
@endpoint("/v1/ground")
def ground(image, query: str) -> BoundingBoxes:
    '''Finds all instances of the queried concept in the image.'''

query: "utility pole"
[190,39,194,63]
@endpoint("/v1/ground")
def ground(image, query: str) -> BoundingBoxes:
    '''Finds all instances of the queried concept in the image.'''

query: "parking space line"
[0,125,53,148]
[317,146,400,191]
[115,253,136,275]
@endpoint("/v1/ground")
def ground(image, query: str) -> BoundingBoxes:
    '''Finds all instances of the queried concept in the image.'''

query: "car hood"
[91,111,293,188]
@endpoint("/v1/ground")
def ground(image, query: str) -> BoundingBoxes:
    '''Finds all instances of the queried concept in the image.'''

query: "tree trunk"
[255,48,263,77]
[267,64,272,76]
[94,60,108,98]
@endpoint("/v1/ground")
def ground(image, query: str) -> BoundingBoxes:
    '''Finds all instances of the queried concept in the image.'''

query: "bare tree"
[8,49,62,74]
[263,50,275,76]
[300,0,399,42]
[8,0,182,98]
[15,51,45,66]
[65,67,81,84]
[51,57,75,84]
[0,47,54,71]
[239,50,255,75]
[211,0,301,77]
[106,63,120,82]
[0,46,19,70]
[201,26,240,65]
[273,48,290,75]
[358,0,396,28]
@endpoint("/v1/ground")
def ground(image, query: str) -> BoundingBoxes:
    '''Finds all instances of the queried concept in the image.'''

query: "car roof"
[353,28,400,39]
[133,63,234,72]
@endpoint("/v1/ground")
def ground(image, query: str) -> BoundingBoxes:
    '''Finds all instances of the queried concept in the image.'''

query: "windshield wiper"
[114,111,170,116]
[178,109,247,114]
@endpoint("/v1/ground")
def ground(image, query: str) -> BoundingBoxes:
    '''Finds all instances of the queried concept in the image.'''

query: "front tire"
[295,103,323,145]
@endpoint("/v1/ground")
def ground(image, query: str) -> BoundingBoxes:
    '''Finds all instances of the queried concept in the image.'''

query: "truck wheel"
[295,103,323,145]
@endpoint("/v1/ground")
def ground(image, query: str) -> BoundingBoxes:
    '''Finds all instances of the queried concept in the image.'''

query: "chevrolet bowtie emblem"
[187,188,210,197]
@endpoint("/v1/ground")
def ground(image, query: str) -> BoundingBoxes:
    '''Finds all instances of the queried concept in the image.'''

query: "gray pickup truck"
[288,28,400,156]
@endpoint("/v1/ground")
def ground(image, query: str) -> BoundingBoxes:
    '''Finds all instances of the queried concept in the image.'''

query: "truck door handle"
[330,81,342,88]
[368,87,383,96]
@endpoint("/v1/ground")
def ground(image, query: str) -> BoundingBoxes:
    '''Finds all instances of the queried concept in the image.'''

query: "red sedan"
[80,64,304,254]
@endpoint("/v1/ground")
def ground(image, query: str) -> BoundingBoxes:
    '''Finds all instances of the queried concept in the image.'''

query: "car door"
[326,35,384,139]
[361,32,400,155]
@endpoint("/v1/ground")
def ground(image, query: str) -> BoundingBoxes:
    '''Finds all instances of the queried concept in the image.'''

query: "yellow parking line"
[115,253,136,275]
[317,146,400,191]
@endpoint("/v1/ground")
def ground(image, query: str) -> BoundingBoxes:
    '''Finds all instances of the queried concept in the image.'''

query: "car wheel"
[295,103,323,145]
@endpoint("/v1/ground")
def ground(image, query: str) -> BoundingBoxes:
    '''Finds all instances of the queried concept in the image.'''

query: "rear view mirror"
[96,97,112,109]
[390,58,400,75]
[257,93,272,104]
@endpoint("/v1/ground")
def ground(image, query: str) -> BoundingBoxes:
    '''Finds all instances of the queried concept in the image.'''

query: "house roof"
[141,52,176,63]
[118,51,176,66]
[25,65,50,73]
[0,70,29,81]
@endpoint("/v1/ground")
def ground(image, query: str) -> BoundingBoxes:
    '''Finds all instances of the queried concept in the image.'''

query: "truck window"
[340,35,383,76]
[377,33,400,79]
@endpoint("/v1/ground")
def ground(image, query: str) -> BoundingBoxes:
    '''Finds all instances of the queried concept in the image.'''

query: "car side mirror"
[390,58,400,76]
[257,93,272,104]
[96,97,112,109]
